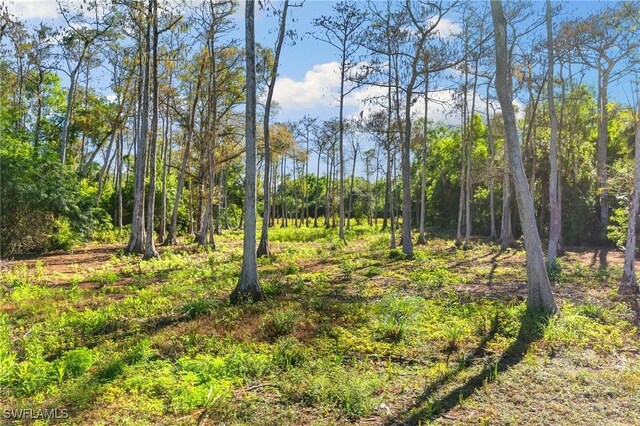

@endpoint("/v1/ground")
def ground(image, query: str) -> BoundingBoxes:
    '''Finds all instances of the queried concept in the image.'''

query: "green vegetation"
[1,227,638,425]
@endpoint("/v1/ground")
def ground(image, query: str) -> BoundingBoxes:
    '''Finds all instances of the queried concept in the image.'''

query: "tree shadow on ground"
[446,250,495,269]
[389,309,550,425]
[487,251,516,285]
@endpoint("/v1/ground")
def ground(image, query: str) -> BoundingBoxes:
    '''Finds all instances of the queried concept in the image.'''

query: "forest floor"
[1,226,639,425]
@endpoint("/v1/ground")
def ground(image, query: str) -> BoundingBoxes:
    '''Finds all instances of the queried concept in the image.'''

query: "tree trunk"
[166,63,205,245]
[144,0,160,259]
[620,107,640,295]
[401,70,418,258]
[417,72,429,245]
[486,81,497,240]
[231,0,264,303]
[347,143,358,230]
[456,111,466,246]
[314,149,322,227]
[597,71,610,239]
[159,89,171,243]
[492,0,557,313]
[546,0,561,266]
[465,59,480,248]
[338,53,347,243]
[60,59,83,164]
[125,20,150,255]
[258,0,289,256]
[114,130,124,229]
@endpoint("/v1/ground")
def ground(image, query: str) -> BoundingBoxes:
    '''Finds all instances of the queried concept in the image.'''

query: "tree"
[56,0,112,165]
[143,0,160,260]
[313,2,367,244]
[491,0,557,313]
[401,0,456,256]
[165,58,206,245]
[562,3,640,239]
[231,0,264,303]
[125,1,151,255]
[485,76,498,240]
[546,0,561,266]
[257,0,290,257]
[620,89,640,295]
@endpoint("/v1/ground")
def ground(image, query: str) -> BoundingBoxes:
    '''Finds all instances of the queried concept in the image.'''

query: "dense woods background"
[1,0,639,274]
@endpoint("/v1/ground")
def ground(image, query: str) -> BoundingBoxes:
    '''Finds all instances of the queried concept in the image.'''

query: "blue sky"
[8,0,635,126]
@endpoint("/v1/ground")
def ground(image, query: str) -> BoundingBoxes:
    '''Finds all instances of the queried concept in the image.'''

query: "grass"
[0,225,638,425]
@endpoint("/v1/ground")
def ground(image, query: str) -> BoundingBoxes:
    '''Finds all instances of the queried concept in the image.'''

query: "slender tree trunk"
[325,151,332,228]
[96,130,117,204]
[401,74,418,258]
[456,111,466,246]
[486,81,497,240]
[417,72,429,245]
[305,134,310,227]
[338,54,347,243]
[597,71,610,239]
[282,157,288,227]
[216,169,224,233]
[258,0,289,256]
[465,60,479,248]
[60,56,85,164]
[117,131,124,229]
[347,143,358,230]
[620,106,640,294]
[314,150,322,227]
[373,146,380,228]
[231,0,263,303]
[492,0,557,313]
[293,157,298,227]
[126,18,150,255]
[390,148,397,249]
[166,63,205,245]
[144,0,160,259]
[546,0,561,266]
[159,88,171,243]
[501,141,515,250]
[382,51,393,233]
[272,158,278,227]
[34,73,44,151]
[197,23,218,248]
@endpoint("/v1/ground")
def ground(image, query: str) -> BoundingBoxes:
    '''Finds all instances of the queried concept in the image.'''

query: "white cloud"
[272,62,341,110]
[7,0,62,19]
[431,17,461,38]
[272,61,524,125]
[349,85,461,125]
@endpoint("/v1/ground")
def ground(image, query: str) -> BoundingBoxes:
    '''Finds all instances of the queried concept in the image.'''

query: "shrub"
[273,337,308,370]
[181,298,219,319]
[57,347,94,378]
[546,259,563,283]
[364,266,382,277]
[262,309,299,340]
[375,296,423,343]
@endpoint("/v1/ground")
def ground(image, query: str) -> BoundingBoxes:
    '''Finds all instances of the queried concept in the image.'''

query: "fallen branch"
[236,383,280,393]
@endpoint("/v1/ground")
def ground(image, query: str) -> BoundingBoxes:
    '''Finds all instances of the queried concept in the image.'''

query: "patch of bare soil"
[4,243,122,274]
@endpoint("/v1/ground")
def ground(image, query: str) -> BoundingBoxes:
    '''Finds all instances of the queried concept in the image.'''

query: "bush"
[0,138,112,254]
[57,347,95,378]
[375,296,423,343]
[262,309,299,340]
[273,337,308,370]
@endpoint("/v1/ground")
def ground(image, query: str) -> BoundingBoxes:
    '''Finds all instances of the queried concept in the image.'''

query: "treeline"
[0,0,639,276]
